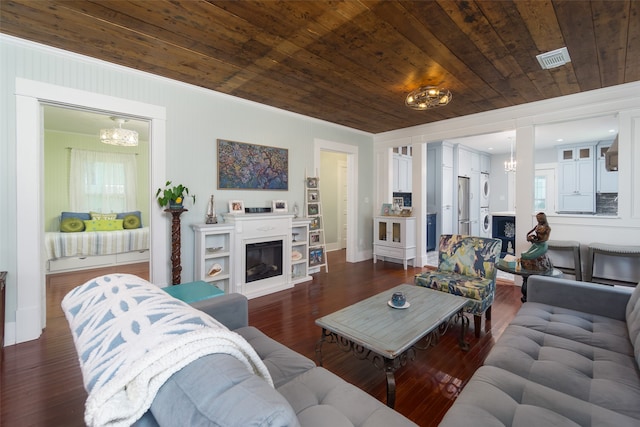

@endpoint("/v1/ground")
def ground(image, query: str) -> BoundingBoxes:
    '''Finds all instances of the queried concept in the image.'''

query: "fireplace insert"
[246,240,283,283]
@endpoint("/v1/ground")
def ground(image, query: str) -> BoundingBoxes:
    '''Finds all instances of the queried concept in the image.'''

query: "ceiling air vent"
[536,47,571,69]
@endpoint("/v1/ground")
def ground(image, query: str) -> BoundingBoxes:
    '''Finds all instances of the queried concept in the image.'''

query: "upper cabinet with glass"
[535,115,618,216]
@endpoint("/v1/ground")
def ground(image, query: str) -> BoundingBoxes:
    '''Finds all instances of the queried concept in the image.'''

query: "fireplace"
[223,213,295,299]
[246,240,283,283]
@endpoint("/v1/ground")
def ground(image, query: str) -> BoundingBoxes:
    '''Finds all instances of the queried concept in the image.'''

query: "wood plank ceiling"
[1,0,638,134]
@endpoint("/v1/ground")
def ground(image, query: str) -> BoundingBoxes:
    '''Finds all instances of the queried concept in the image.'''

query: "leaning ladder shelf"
[305,176,328,273]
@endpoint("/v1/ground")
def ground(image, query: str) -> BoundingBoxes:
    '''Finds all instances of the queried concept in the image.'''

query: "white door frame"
[14,78,167,344]
[314,139,358,263]
[338,159,348,250]
[535,163,557,214]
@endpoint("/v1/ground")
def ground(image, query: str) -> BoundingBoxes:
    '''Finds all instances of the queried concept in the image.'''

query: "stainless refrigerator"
[458,176,470,235]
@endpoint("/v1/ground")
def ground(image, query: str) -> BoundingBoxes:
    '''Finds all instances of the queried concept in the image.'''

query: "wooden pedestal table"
[165,208,187,285]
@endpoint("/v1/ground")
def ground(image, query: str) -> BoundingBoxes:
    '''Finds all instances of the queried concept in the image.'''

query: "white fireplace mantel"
[223,213,295,299]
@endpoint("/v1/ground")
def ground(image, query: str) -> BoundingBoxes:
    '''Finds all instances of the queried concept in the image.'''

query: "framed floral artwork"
[217,139,288,190]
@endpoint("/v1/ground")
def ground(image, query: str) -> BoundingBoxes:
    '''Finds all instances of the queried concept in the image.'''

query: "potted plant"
[155,181,196,209]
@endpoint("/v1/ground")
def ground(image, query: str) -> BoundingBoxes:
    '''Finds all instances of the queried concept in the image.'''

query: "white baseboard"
[15,305,43,343]
[3,321,16,346]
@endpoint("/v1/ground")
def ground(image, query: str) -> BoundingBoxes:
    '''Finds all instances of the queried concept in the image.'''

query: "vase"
[169,200,184,209]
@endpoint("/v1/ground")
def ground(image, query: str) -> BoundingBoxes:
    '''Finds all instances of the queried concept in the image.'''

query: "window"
[534,175,546,210]
[534,167,556,214]
[70,149,137,213]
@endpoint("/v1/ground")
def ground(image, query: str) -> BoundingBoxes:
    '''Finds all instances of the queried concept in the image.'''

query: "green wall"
[320,151,346,247]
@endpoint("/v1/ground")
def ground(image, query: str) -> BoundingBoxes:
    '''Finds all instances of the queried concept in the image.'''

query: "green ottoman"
[163,281,224,304]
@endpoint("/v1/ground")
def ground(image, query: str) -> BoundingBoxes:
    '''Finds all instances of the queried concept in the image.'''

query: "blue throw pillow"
[61,211,91,221]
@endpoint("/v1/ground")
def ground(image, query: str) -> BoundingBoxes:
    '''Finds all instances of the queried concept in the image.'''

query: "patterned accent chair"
[415,234,502,337]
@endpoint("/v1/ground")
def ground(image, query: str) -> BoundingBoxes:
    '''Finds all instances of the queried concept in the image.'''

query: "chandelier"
[100,117,138,147]
[405,86,452,110]
[504,138,516,172]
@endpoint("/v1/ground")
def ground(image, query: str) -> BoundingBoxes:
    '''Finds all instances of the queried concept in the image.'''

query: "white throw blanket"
[61,274,273,427]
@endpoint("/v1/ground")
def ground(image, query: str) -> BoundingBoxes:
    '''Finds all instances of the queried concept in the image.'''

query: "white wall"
[0,35,374,344]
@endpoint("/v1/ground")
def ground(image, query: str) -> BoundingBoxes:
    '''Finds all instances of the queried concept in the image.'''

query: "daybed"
[439,275,640,426]
[62,274,417,427]
[45,211,149,273]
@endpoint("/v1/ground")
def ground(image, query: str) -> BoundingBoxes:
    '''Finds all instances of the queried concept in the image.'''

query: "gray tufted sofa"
[439,275,640,427]
[136,293,417,427]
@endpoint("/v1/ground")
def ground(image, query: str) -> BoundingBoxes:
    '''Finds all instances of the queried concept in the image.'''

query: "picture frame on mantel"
[228,200,245,214]
[272,200,288,213]
[217,139,288,190]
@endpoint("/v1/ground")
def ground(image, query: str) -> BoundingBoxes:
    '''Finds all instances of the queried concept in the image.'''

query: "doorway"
[42,105,152,322]
[314,139,358,263]
[14,78,167,344]
[320,151,348,252]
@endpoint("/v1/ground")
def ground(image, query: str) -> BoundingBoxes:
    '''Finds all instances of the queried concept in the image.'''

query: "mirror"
[534,114,618,216]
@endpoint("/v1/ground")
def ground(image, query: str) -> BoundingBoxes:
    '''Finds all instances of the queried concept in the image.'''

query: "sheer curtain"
[70,149,138,213]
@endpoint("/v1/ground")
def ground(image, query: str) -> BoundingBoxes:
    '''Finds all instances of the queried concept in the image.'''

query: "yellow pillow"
[60,217,85,232]
[90,212,117,220]
[83,219,124,231]
[122,214,141,229]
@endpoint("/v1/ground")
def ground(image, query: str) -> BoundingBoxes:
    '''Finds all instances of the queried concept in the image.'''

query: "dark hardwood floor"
[1,250,521,426]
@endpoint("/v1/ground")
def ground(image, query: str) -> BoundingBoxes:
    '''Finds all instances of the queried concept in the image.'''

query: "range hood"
[605,135,618,171]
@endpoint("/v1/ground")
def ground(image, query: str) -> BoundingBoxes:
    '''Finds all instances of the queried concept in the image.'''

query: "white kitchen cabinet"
[457,146,472,178]
[596,141,618,193]
[427,142,454,239]
[557,144,596,213]
[192,223,234,293]
[441,166,454,234]
[393,153,412,192]
[470,170,480,235]
[373,216,416,269]
[471,151,480,172]
[480,153,491,174]
[442,143,454,168]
